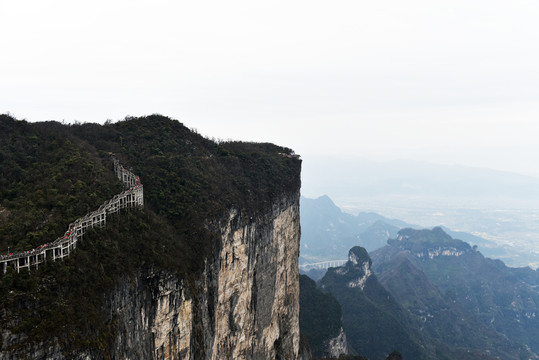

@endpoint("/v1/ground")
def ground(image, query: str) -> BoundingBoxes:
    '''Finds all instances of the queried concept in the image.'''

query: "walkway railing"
[299,260,348,271]
[1,157,143,274]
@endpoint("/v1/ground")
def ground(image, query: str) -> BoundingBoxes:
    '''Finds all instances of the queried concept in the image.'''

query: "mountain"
[371,227,539,359]
[301,196,539,358]
[299,274,349,359]
[300,195,412,264]
[0,114,305,359]
[302,157,539,268]
[300,195,520,276]
[438,226,514,261]
[319,246,432,360]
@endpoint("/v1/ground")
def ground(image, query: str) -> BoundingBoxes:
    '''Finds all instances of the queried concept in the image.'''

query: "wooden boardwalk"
[1,157,143,274]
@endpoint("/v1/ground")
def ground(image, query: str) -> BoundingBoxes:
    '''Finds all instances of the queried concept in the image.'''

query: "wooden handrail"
[1,157,144,274]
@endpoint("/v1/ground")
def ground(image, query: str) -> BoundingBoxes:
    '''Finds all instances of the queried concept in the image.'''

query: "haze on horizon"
[2,0,539,178]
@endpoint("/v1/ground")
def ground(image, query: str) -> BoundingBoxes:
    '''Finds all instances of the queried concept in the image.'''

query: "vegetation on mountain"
[1,209,183,354]
[73,115,300,222]
[299,274,343,358]
[0,115,123,253]
[387,227,472,254]
[319,247,431,360]
[371,227,539,359]
[0,114,301,355]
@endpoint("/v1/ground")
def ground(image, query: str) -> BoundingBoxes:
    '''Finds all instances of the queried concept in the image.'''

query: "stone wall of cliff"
[108,193,301,360]
[1,192,301,360]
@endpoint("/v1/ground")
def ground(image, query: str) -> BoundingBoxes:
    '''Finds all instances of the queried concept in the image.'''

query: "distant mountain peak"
[319,245,431,359]
[329,247,374,290]
[396,227,451,242]
[371,225,539,359]
[348,246,371,268]
[317,194,334,202]
[311,194,340,210]
[390,227,472,259]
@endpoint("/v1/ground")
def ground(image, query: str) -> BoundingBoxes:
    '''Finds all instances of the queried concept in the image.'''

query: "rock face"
[0,194,302,360]
[195,195,301,359]
[326,327,348,358]
[108,194,301,359]
[107,271,192,360]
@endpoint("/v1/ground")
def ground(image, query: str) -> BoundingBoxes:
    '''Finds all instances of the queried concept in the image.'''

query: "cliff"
[105,194,300,360]
[0,115,304,359]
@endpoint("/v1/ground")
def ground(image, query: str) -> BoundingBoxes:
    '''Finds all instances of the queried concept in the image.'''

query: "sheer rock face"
[206,195,300,359]
[108,271,193,360]
[0,194,301,360]
[111,194,301,360]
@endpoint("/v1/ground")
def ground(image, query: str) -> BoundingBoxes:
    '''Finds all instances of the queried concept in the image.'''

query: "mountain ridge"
[371,227,539,359]
[0,114,304,359]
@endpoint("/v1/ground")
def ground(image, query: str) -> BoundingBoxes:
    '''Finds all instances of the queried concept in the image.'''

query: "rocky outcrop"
[319,246,431,360]
[105,193,301,359]
[414,247,466,259]
[326,327,348,358]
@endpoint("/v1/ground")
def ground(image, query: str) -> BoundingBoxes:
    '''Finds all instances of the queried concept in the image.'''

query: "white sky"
[2,0,539,177]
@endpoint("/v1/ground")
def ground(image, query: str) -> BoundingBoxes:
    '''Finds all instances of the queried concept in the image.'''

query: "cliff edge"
[0,114,303,359]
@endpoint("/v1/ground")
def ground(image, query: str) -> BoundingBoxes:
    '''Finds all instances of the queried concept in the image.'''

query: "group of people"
[1,242,54,260]
[2,157,142,267]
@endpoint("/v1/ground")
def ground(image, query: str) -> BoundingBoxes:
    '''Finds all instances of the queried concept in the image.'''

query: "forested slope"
[0,114,301,356]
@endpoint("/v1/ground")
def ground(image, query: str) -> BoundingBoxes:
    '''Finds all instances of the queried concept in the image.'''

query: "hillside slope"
[319,246,432,360]
[371,227,539,359]
[0,114,303,359]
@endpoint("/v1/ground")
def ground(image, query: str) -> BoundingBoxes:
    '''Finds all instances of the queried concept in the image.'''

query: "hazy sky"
[2,1,539,177]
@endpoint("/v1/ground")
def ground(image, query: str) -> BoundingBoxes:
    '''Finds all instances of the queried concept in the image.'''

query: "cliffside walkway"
[1,157,143,274]
[299,260,347,271]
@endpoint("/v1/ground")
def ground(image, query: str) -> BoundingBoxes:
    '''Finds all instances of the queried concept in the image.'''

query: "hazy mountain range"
[301,228,539,359]
[301,157,539,268]
[371,227,539,359]
[300,194,539,269]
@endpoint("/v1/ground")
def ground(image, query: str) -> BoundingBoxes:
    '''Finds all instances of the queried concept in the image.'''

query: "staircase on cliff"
[1,157,143,274]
